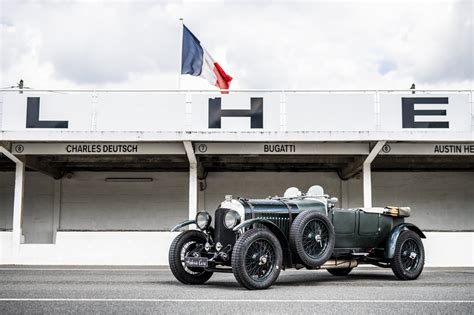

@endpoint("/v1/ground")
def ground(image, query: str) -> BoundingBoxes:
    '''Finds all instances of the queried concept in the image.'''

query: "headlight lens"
[196,212,211,230]
[224,210,241,229]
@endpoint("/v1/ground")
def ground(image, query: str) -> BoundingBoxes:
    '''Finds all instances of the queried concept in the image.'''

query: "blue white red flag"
[181,25,232,93]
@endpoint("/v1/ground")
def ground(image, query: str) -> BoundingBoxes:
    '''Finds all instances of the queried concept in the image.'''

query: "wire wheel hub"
[401,239,421,271]
[303,219,329,259]
[245,239,275,281]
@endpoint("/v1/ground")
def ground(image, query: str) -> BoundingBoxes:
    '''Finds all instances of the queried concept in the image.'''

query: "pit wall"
[0,171,473,266]
[0,231,471,266]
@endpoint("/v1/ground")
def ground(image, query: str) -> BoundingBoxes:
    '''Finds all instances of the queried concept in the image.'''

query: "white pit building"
[0,90,472,266]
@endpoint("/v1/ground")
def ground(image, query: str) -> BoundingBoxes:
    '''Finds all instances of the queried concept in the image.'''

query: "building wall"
[204,171,474,231]
[346,172,474,231]
[23,173,55,243]
[0,231,471,266]
[0,172,14,231]
[0,172,189,242]
[60,172,188,231]
[373,172,473,231]
[1,171,473,238]
[1,172,56,243]
[0,170,472,266]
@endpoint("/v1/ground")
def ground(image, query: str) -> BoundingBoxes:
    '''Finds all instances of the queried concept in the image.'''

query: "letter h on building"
[208,97,263,128]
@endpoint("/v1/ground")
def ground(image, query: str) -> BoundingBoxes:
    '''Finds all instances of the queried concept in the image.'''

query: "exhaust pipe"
[320,259,358,269]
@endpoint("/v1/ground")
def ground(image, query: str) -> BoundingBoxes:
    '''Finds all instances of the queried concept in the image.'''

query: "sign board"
[11,142,185,155]
[1,92,472,136]
[194,142,369,155]
[10,141,474,156]
[379,94,472,131]
[285,94,376,131]
[380,143,474,155]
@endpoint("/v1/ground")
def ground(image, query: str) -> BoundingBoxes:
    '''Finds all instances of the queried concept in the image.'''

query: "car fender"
[233,218,292,267]
[170,219,196,232]
[384,223,426,259]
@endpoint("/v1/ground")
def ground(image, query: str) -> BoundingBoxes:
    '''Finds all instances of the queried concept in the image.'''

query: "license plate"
[184,257,208,268]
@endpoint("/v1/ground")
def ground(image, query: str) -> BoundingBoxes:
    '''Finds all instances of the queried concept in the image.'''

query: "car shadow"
[157,271,399,291]
[275,272,397,287]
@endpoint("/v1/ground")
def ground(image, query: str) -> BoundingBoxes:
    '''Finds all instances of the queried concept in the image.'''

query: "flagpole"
[178,18,184,91]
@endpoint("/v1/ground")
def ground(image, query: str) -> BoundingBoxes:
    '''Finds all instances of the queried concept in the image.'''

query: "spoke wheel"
[391,230,425,280]
[302,219,330,259]
[169,230,213,285]
[244,239,276,282]
[289,211,335,268]
[400,239,421,272]
[232,228,282,290]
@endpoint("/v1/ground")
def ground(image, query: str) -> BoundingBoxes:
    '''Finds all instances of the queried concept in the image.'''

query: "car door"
[331,208,357,248]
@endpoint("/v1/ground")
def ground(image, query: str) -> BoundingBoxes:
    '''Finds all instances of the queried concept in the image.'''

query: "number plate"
[184,257,208,268]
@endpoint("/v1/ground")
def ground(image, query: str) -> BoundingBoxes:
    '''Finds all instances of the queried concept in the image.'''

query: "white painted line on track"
[0,268,163,271]
[0,268,448,272]
[0,299,472,303]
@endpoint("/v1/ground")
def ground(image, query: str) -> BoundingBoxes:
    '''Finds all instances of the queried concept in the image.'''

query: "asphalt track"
[0,266,472,314]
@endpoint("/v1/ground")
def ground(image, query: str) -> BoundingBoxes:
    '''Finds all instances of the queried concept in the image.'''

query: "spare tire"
[289,211,335,268]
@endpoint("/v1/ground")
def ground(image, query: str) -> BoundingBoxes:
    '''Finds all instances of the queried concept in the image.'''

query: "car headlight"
[224,210,241,229]
[196,212,211,230]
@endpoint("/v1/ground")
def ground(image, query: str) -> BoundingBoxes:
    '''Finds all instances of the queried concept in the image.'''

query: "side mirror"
[329,197,338,204]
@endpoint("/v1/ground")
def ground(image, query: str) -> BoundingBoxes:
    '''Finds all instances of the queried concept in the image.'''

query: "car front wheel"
[169,230,213,285]
[391,230,425,280]
[231,228,283,290]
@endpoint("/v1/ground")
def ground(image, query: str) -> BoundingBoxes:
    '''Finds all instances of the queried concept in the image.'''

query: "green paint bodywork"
[170,219,195,232]
[239,198,418,253]
[330,209,394,249]
[170,196,425,266]
[384,223,426,259]
[233,217,292,266]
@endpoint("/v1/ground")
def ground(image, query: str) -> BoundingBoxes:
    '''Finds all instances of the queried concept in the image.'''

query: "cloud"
[0,0,472,90]
[409,1,473,84]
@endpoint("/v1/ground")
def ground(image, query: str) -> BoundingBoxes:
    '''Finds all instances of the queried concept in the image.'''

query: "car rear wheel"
[231,228,282,290]
[289,211,335,268]
[169,230,213,285]
[391,230,425,280]
[327,268,353,276]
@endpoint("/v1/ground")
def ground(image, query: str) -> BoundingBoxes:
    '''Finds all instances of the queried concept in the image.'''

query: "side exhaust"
[320,259,358,269]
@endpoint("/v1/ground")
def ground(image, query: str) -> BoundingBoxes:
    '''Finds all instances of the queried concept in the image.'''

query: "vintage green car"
[169,185,425,290]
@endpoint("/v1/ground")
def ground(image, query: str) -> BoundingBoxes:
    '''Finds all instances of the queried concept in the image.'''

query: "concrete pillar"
[362,141,386,208]
[362,163,372,208]
[12,162,25,245]
[0,147,25,247]
[184,141,198,221]
[188,165,198,221]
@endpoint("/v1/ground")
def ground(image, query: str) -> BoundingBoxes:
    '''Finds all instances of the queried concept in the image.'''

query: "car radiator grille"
[255,215,290,236]
[214,208,237,247]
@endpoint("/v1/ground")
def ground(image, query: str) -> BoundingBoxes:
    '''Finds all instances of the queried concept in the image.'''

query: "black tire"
[231,228,283,290]
[289,211,335,268]
[327,268,353,276]
[391,230,425,280]
[169,230,213,285]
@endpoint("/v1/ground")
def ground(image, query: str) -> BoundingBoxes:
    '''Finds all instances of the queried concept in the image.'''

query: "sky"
[0,0,472,91]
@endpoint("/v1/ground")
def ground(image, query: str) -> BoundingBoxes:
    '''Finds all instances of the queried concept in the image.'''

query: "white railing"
[0,89,473,93]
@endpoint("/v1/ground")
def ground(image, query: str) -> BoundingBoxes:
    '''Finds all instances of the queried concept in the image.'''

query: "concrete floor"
[0,266,472,314]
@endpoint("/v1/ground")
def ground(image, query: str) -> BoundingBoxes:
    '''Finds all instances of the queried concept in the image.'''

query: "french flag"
[181,25,233,93]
